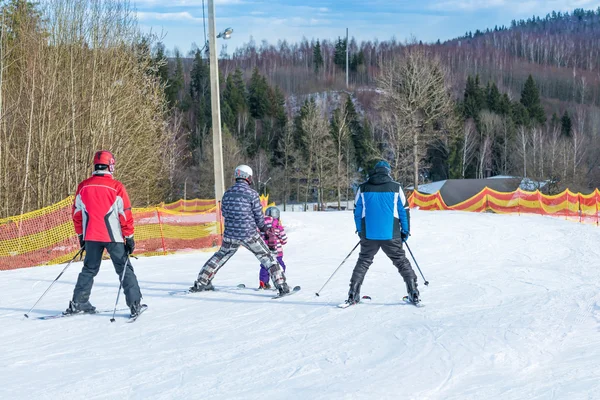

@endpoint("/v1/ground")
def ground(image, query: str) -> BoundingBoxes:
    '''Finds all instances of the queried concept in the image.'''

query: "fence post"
[578,193,582,224]
[594,189,598,226]
[485,189,489,212]
[155,207,167,256]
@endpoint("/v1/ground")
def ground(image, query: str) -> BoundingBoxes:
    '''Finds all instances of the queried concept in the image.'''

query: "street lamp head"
[217,27,234,40]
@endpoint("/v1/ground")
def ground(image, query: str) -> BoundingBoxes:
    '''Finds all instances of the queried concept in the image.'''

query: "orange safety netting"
[0,197,223,271]
[409,187,600,224]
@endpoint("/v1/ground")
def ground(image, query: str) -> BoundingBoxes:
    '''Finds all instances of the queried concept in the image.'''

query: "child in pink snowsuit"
[259,207,287,289]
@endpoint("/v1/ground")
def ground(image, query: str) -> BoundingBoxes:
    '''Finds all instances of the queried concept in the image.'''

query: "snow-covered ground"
[2,211,600,400]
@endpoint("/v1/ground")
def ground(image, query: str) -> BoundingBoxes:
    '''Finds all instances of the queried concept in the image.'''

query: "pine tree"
[334,37,347,70]
[153,42,169,85]
[294,98,315,155]
[248,67,269,119]
[189,49,212,157]
[511,101,529,126]
[498,93,511,115]
[487,83,501,113]
[344,95,373,172]
[561,110,572,137]
[313,40,324,73]
[165,48,184,108]
[520,75,546,125]
[463,75,484,119]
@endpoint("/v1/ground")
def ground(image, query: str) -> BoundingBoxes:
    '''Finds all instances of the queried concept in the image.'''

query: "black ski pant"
[350,238,417,290]
[72,241,142,307]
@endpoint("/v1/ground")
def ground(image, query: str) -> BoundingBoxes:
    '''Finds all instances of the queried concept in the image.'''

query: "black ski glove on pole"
[125,236,135,255]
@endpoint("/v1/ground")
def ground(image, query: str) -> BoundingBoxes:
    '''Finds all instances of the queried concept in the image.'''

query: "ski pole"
[110,255,130,323]
[315,241,360,296]
[404,242,429,286]
[24,248,84,318]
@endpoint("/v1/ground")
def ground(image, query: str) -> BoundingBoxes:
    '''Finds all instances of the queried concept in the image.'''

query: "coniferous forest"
[2,1,600,217]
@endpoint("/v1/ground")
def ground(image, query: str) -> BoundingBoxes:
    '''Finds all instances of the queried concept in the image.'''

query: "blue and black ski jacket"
[354,171,410,241]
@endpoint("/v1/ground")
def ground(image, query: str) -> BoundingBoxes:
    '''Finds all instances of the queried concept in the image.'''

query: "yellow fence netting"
[0,194,274,271]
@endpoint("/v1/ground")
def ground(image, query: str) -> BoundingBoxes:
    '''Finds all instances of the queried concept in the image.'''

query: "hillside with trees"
[2,1,600,217]
[157,7,600,206]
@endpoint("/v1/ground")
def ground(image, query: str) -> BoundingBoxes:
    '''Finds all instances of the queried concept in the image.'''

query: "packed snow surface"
[1,210,600,399]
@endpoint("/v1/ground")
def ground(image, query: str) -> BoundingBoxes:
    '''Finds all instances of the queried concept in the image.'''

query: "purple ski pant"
[260,256,286,284]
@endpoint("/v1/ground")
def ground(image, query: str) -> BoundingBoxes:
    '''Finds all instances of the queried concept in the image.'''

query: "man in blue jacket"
[190,165,290,296]
[347,160,419,304]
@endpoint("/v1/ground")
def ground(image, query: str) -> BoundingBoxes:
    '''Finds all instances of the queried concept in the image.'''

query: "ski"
[126,304,148,323]
[237,283,277,292]
[337,295,371,309]
[271,285,301,299]
[403,296,425,308]
[168,284,245,296]
[37,308,128,320]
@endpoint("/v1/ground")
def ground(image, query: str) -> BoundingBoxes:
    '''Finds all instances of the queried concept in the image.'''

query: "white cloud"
[136,11,202,22]
[133,0,244,6]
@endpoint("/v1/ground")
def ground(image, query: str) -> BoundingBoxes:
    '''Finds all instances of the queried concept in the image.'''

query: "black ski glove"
[78,234,85,250]
[401,230,410,242]
[125,236,135,255]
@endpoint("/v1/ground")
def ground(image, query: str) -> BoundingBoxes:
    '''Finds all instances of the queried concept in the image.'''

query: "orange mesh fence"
[409,187,600,224]
[0,198,222,271]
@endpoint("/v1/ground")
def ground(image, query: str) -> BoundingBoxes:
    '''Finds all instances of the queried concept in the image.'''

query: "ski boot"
[405,278,420,303]
[275,282,290,296]
[345,281,362,305]
[64,300,96,315]
[189,281,215,293]
[258,281,272,290]
[129,301,147,318]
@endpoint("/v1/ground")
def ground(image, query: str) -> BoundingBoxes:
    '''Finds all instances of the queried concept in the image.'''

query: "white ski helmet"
[234,165,253,183]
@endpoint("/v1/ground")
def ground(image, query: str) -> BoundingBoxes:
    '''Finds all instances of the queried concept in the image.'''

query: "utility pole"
[345,27,349,88]
[208,0,225,203]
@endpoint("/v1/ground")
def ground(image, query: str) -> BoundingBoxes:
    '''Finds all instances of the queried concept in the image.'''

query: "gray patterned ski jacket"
[221,180,265,240]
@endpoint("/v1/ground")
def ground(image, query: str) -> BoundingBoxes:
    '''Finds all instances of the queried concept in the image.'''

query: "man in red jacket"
[67,150,144,317]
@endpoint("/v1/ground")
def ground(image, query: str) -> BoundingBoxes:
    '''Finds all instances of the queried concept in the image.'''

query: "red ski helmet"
[93,150,115,173]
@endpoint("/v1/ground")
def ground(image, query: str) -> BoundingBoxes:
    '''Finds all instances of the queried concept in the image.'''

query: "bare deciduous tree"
[331,96,350,210]
[0,0,173,217]
[377,47,454,190]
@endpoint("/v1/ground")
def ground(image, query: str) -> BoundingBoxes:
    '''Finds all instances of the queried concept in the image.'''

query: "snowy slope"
[1,211,600,400]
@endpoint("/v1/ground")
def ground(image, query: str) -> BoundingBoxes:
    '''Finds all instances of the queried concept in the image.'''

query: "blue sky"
[133,0,600,55]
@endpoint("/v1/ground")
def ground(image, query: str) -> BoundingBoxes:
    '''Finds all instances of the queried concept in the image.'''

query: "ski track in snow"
[1,210,600,399]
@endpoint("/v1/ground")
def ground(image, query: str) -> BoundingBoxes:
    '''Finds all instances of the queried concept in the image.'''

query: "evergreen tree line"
[156,45,375,208]
[159,41,599,203]
[440,74,593,193]
[223,6,600,106]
